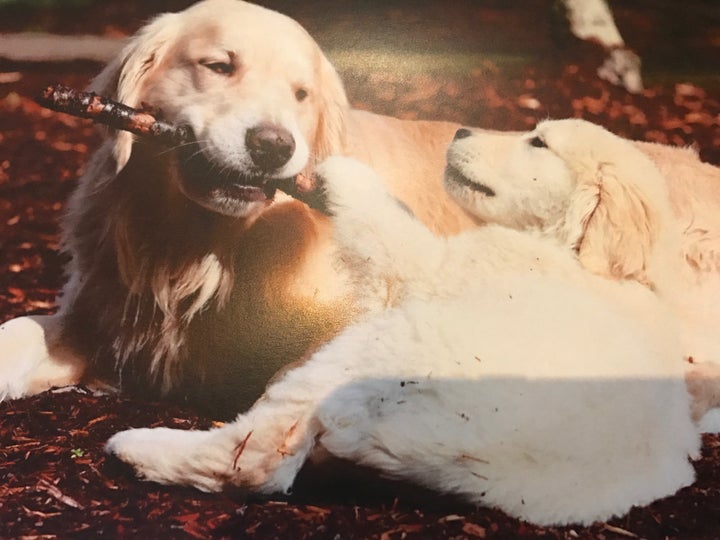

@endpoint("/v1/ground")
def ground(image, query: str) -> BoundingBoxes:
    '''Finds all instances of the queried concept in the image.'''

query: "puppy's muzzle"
[246,123,296,172]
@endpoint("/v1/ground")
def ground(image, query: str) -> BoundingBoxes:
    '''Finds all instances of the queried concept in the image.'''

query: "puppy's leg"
[318,157,439,261]
[106,399,317,494]
[316,157,444,307]
[106,309,417,494]
[0,314,86,400]
[106,330,363,493]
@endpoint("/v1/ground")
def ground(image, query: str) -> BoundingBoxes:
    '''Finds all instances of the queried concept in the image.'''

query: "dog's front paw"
[106,427,229,492]
[0,315,74,401]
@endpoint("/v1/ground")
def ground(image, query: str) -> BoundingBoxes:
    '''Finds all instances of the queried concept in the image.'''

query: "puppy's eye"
[201,60,235,76]
[529,136,547,149]
[295,88,309,102]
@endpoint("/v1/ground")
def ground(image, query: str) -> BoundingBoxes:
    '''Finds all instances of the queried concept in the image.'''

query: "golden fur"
[7,0,476,415]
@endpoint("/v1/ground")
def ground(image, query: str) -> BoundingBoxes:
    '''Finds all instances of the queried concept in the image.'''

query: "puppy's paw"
[315,156,389,214]
[106,427,228,492]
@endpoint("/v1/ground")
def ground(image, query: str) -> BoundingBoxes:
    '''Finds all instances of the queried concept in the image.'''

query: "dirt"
[1,1,719,538]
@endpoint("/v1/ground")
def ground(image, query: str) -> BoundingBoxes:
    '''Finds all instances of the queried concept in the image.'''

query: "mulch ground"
[1,1,720,538]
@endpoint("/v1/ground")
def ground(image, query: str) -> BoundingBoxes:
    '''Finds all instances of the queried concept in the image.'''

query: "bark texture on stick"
[36,85,191,145]
[267,173,330,214]
[35,85,331,210]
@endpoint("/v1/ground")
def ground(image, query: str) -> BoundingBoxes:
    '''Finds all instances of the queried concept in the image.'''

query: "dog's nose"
[246,124,296,171]
[453,128,473,140]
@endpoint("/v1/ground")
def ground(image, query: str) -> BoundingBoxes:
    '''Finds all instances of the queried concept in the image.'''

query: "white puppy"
[446,119,720,427]
[107,156,702,526]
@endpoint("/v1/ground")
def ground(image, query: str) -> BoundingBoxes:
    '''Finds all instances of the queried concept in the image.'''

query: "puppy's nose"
[453,128,473,140]
[246,124,296,171]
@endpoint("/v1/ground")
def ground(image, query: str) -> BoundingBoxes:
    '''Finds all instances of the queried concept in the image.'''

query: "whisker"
[188,147,209,160]
[156,138,211,158]
[155,140,205,157]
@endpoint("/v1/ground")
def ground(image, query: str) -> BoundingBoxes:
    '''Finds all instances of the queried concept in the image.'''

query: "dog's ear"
[87,12,180,172]
[311,53,349,165]
[567,161,669,290]
[545,120,678,291]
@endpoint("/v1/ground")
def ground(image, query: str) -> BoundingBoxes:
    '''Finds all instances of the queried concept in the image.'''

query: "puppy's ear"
[312,53,349,165]
[87,12,180,172]
[570,162,667,290]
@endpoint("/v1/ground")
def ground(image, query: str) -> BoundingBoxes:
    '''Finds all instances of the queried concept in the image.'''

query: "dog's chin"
[175,142,290,218]
[184,189,270,218]
[444,165,496,199]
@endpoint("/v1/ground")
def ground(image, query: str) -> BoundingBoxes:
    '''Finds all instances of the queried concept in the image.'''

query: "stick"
[267,173,330,214]
[36,84,331,211]
[36,84,191,145]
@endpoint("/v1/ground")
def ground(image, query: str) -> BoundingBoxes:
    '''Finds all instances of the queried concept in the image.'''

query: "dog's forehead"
[176,8,317,70]
[183,1,312,45]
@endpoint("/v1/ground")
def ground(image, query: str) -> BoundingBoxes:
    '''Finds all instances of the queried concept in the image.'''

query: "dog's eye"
[201,60,235,76]
[295,88,309,102]
[529,136,547,149]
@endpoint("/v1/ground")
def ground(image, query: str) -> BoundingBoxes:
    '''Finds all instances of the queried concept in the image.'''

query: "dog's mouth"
[177,141,282,206]
[445,165,496,197]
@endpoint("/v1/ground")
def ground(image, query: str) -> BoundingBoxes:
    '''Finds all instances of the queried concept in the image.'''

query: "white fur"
[446,118,720,428]
[0,317,53,400]
[108,156,699,526]
[0,315,85,400]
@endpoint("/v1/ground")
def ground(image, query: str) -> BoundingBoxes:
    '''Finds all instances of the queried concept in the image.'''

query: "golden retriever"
[445,118,720,424]
[0,0,478,414]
